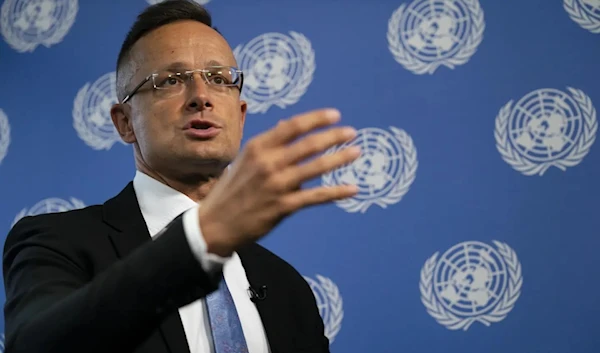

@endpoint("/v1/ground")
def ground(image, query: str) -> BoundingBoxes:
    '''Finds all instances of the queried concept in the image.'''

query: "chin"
[179,141,233,164]
[189,149,232,165]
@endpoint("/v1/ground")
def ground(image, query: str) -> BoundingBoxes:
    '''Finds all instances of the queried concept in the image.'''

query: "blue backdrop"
[1,0,599,352]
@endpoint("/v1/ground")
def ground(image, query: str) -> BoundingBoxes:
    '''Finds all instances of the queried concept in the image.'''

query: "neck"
[136,160,225,203]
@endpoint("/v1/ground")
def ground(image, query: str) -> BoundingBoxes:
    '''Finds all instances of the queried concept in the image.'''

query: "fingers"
[282,125,358,166]
[258,108,342,147]
[276,145,361,189]
[279,184,359,213]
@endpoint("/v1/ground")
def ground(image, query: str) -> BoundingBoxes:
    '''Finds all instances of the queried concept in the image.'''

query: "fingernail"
[326,109,341,121]
[349,146,361,155]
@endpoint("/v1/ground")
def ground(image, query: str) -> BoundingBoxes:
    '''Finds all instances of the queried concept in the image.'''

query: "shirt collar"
[133,170,199,238]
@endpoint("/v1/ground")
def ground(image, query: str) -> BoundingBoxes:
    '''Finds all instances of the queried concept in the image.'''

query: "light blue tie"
[206,277,250,353]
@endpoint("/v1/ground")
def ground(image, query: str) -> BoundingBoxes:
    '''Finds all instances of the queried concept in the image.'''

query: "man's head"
[110,0,247,180]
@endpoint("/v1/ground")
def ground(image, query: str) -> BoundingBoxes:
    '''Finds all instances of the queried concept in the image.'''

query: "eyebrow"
[158,60,230,72]
[160,61,191,72]
[206,59,227,67]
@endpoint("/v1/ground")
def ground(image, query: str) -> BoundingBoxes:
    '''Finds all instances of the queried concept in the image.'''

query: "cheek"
[132,108,173,148]
[225,103,244,133]
[227,115,244,142]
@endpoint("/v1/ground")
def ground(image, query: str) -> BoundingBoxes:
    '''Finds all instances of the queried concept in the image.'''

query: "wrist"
[198,207,236,257]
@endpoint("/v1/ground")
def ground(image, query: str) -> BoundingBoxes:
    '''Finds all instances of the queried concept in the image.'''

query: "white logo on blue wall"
[322,127,417,213]
[495,87,597,176]
[303,275,343,344]
[0,109,10,166]
[387,0,485,74]
[12,197,85,227]
[564,0,600,33]
[146,0,211,5]
[73,72,125,150]
[420,241,522,331]
[0,0,78,53]
[233,32,315,114]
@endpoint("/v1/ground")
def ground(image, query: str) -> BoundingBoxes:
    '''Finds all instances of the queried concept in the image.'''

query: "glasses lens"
[205,67,241,87]
[151,72,188,99]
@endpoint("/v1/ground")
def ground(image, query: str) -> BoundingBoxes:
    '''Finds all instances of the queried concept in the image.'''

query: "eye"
[156,74,185,88]
[208,75,231,85]
[165,77,181,86]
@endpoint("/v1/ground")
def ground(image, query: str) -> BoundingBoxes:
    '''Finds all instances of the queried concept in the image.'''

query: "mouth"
[183,119,222,139]
[184,119,219,130]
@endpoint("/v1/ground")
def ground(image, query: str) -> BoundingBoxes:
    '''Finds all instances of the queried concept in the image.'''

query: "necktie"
[206,277,250,353]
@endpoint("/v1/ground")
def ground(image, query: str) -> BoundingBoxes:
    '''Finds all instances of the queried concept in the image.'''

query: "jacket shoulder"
[3,205,104,257]
[240,242,313,293]
[243,242,300,273]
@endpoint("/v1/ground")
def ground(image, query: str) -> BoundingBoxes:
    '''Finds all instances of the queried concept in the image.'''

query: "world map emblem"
[233,31,315,114]
[73,72,125,150]
[0,109,10,166]
[321,126,418,213]
[495,87,597,176]
[0,0,78,53]
[12,197,85,227]
[303,274,343,344]
[420,240,522,330]
[563,0,600,33]
[386,0,485,74]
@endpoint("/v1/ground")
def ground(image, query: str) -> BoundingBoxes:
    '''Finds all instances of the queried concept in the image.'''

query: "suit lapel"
[103,182,190,353]
[237,244,294,353]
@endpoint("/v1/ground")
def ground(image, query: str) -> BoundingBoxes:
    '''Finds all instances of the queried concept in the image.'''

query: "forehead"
[131,20,236,72]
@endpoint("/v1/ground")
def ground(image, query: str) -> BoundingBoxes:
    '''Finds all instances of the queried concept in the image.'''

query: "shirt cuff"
[182,205,230,275]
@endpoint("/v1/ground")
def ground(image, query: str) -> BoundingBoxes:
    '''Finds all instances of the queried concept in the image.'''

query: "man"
[2,1,360,352]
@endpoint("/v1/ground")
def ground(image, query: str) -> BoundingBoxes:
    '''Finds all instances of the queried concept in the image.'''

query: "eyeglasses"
[120,66,244,104]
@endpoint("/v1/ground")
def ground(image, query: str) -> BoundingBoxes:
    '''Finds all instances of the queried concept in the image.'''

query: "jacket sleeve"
[2,213,220,353]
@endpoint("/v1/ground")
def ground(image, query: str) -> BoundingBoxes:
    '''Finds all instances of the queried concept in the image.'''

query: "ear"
[110,103,136,144]
[239,99,247,138]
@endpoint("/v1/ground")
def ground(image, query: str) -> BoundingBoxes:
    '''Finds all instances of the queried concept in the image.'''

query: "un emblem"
[12,197,85,227]
[495,87,597,176]
[322,127,417,213]
[387,0,485,74]
[146,0,210,4]
[0,109,10,166]
[303,275,343,344]
[0,0,78,53]
[233,31,315,114]
[420,240,522,331]
[73,72,125,150]
[564,0,600,33]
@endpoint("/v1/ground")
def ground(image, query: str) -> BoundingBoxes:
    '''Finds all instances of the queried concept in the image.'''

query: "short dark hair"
[115,0,219,99]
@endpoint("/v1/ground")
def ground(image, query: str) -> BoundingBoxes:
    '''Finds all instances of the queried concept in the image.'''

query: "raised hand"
[198,108,360,256]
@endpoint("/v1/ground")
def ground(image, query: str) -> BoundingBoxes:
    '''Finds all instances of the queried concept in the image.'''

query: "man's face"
[115,20,247,175]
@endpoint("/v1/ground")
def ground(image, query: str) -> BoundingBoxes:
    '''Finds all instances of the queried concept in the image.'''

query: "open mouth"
[183,119,221,138]
[190,122,213,130]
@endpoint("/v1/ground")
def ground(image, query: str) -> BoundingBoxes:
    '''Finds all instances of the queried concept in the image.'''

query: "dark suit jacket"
[3,182,329,353]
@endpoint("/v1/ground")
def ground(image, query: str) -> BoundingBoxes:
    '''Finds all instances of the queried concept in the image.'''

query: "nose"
[185,73,213,112]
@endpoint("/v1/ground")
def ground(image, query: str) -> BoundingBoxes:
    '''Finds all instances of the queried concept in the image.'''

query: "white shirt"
[133,171,271,353]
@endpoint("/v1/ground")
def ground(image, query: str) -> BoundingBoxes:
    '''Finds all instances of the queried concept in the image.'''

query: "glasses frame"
[120,66,244,104]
